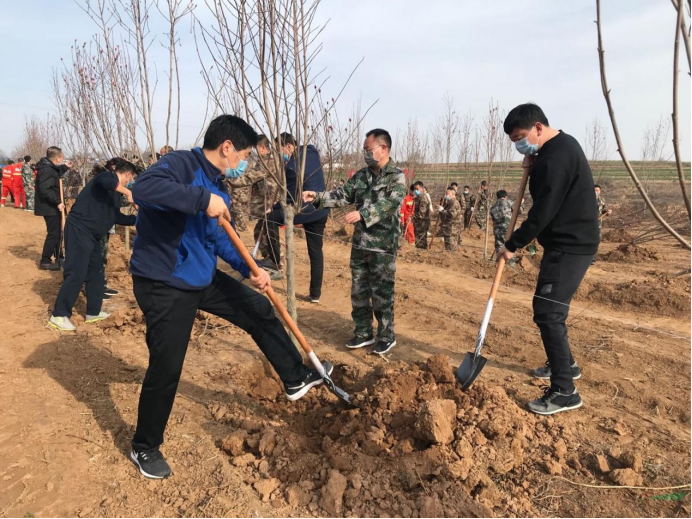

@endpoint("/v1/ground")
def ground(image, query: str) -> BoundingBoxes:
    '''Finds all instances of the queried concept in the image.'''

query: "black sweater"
[67,170,136,238]
[34,157,70,217]
[505,131,599,255]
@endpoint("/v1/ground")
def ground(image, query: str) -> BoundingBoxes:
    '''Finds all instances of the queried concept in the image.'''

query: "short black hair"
[114,160,137,175]
[503,103,550,135]
[463,185,470,189]
[7,160,14,165]
[413,181,425,188]
[446,186,456,192]
[450,182,458,187]
[203,115,258,151]
[481,180,487,186]
[275,132,296,147]
[24,155,31,163]
[496,190,508,199]
[46,146,63,161]
[594,184,602,189]
[366,128,392,149]
[105,157,127,172]
[409,184,416,191]
[256,134,270,148]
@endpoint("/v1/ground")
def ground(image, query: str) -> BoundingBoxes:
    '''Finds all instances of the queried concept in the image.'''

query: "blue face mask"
[515,136,539,156]
[282,153,290,163]
[445,195,451,201]
[126,181,135,189]
[225,147,248,178]
[414,189,421,196]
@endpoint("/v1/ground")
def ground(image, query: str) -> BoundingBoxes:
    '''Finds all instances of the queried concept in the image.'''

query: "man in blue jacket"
[128,115,332,480]
[268,133,329,303]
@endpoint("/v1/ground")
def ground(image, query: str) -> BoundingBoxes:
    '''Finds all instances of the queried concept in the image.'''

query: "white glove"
[438,206,444,212]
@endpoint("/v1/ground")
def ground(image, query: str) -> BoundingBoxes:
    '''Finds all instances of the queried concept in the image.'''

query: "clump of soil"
[211,356,653,517]
[601,243,659,263]
[589,278,691,317]
[601,228,635,243]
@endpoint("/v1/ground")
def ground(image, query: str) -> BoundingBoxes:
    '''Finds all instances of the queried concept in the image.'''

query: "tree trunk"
[672,0,691,217]
[283,203,298,346]
[483,208,490,259]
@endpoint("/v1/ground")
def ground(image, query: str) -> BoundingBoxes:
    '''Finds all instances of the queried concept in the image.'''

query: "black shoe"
[285,361,334,401]
[104,287,119,296]
[103,292,112,300]
[532,361,582,380]
[373,339,396,355]
[345,335,376,349]
[527,386,583,416]
[130,447,172,479]
[40,262,61,271]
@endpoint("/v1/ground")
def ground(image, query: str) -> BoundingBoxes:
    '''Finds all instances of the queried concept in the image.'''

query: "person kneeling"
[49,160,137,331]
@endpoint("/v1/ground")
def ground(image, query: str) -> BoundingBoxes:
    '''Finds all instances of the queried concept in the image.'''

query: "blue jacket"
[284,144,329,225]
[130,148,252,290]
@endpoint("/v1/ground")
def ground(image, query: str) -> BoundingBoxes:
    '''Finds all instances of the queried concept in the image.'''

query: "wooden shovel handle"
[487,164,531,301]
[220,218,314,354]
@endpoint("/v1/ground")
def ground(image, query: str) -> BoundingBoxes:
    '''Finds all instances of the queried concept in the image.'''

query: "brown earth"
[0,207,690,517]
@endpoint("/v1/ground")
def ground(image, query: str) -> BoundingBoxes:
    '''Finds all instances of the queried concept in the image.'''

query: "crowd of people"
[0,102,615,479]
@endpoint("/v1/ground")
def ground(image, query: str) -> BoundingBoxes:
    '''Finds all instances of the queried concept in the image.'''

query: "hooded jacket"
[34,157,70,216]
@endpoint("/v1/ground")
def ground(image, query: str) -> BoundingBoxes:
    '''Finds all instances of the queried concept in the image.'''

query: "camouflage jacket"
[477,189,489,209]
[21,163,35,188]
[596,195,608,215]
[315,159,406,252]
[454,190,467,212]
[439,197,462,233]
[413,192,432,221]
[226,154,281,217]
[490,198,524,231]
[462,190,475,211]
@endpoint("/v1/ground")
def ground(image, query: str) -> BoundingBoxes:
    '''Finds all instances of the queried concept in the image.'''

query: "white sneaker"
[310,298,320,304]
[49,315,76,331]
[85,311,110,324]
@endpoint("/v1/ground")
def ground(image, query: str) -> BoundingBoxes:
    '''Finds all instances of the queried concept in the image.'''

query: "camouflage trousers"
[253,217,272,259]
[232,199,249,231]
[474,207,487,230]
[350,248,397,342]
[101,232,110,285]
[24,184,35,210]
[493,228,507,254]
[464,208,473,229]
[444,234,459,251]
[413,219,430,249]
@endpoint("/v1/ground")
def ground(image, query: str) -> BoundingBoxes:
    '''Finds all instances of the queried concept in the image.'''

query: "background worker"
[21,155,35,212]
[490,189,524,265]
[1,160,14,207]
[400,184,416,244]
[11,159,27,209]
[462,184,475,229]
[412,181,431,249]
[438,187,462,251]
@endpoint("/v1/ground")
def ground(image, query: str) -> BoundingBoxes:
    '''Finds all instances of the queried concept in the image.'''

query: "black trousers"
[53,221,104,317]
[41,215,62,264]
[131,271,310,452]
[265,210,327,299]
[533,249,593,392]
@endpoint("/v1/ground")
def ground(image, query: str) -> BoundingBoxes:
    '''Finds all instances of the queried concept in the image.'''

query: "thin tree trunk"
[596,0,690,249]
[672,0,691,217]
[671,0,691,71]
[283,203,298,346]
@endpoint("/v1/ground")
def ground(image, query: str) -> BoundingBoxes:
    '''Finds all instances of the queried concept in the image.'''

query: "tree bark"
[283,203,298,346]
[672,0,691,217]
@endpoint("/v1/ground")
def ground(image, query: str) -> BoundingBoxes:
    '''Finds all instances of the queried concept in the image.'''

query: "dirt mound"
[601,243,659,263]
[210,356,654,517]
[589,278,691,317]
[601,228,635,243]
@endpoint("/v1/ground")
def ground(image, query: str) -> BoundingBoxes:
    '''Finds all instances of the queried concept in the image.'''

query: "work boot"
[345,335,376,349]
[284,361,333,401]
[40,262,61,271]
[85,311,110,324]
[48,316,76,331]
[532,361,581,380]
[527,386,583,416]
[373,338,397,355]
[104,287,119,296]
[130,447,172,479]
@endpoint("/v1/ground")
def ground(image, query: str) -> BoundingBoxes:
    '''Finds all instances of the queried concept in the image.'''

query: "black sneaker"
[285,361,334,401]
[373,339,396,355]
[345,335,376,349]
[527,386,583,416]
[532,361,582,380]
[40,262,61,271]
[130,447,172,479]
[105,287,119,296]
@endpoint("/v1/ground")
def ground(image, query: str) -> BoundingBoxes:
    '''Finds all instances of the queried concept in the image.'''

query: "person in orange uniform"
[400,184,415,244]
[1,161,16,207]
[11,159,27,209]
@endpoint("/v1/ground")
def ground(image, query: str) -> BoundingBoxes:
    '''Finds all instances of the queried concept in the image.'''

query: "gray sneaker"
[85,311,110,324]
[533,361,581,380]
[49,315,76,331]
[528,386,583,416]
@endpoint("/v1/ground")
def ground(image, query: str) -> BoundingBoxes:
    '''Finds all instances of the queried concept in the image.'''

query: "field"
[0,177,690,518]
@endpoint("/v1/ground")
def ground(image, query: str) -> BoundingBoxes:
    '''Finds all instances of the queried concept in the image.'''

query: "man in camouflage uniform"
[490,189,524,264]
[450,182,466,244]
[21,155,35,211]
[438,187,463,251]
[226,166,253,232]
[412,180,431,249]
[462,185,475,229]
[594,184,611,233]
[474,180,489,229]
[304,128,406,355]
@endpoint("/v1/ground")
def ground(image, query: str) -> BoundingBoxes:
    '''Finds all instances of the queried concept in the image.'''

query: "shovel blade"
[322,374,353,405]
[456,352,487,391]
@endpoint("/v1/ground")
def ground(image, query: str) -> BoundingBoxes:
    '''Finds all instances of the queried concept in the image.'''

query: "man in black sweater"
[49,160,137,331]
[499,103,599,416]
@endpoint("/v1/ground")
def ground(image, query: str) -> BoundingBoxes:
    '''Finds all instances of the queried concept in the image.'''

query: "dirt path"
[0,207,690,517]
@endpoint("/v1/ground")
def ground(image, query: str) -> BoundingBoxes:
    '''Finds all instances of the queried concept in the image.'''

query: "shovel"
[456,162,531,390]
[220,219,352,404]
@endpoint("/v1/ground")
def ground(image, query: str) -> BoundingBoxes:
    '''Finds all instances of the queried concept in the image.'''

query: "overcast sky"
[0,0,689,161]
